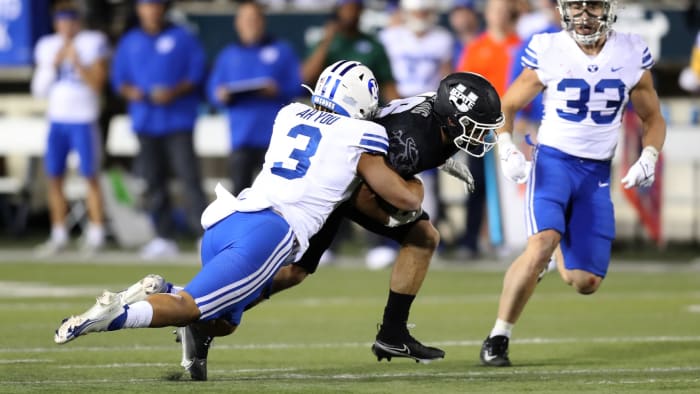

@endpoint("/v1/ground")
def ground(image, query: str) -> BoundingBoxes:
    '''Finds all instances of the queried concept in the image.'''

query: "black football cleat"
[175,324,213,381]
[480,335,511,366]
[371,325,445,364]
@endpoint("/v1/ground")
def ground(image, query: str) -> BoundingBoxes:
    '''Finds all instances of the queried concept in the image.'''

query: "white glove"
[386,207,423,227]
[438,157,475,193]
[621,146,659,189]
[498,132,531,184]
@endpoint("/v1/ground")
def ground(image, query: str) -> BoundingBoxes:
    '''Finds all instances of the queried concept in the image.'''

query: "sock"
[168,284,183,295]
[490,318,514,338]
[120,301,154,329]
[381,290,415,331]
[51,225,68,244]
[86,223,105,246]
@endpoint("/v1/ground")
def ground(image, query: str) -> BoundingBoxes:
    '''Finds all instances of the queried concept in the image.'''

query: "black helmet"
[434,72,505,157]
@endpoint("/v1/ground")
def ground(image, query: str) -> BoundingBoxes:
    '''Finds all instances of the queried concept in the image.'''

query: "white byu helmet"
[557,0,618,45]
[311,60,379,120]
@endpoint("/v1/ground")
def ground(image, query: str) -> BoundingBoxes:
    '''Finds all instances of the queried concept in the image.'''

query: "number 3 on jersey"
[271,124,322,179]
[556,78,625,125]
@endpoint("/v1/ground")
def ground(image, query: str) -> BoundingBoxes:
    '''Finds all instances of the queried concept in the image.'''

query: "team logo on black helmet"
[435,72,504,157]
[449,84,480,113]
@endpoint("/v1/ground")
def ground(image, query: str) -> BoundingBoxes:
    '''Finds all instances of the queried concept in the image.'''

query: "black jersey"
[375,94,459,177]
[294,94,459,274]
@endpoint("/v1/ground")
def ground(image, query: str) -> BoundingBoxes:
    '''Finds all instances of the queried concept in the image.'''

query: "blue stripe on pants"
[185,209,294,325]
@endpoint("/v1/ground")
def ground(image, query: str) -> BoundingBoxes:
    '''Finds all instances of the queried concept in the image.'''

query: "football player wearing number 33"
[480,0,666,366]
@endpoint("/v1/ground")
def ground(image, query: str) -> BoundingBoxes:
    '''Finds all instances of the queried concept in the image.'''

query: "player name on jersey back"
[295,108,341,125]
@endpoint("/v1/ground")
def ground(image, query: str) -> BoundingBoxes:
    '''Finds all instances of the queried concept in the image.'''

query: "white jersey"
[379,25,453,97]
[31,30,109,123]
[524,30,653,160]
[200,102,389,260]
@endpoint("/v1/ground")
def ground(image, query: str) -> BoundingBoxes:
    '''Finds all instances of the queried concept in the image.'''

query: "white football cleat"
[54,291,126,344]
[117,274,168,304]
[54,275,168,344]
[76,274,167,322]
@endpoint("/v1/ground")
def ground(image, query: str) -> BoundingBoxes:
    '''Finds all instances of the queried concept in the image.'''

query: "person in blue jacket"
[111,0,208,259]
[207,1,302,196]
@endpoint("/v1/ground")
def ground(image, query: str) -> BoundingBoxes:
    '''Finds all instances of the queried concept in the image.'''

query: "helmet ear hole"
[311,60,379,119]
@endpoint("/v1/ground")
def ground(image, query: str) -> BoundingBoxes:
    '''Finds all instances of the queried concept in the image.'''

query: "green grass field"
[1,259,699,393]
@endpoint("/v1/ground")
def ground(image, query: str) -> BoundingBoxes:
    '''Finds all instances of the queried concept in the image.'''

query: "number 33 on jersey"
[525,30,654,160]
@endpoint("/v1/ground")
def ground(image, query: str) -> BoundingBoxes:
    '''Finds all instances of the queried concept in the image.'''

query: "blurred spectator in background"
[301,0,399,265]
[508,0,561,135]
[302,0,399,102]
[256,0,336,9]
[515,0,551,40]
[111,0,207,260]
[449,0,481,68]
[31,1,109,257]
[458,0,520,95]
[380,0,453,98]
[368,0,453,269]
[679,31,700,94]
[207,1,302,196]
[456,0,520,259]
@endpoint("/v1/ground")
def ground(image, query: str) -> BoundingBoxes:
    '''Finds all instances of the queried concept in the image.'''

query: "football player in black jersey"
[179,72,505,378]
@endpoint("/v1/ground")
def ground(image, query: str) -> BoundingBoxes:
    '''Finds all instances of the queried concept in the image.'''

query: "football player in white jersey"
[480,0,666,366]
[53,61,423,375]
[31,1,109,256]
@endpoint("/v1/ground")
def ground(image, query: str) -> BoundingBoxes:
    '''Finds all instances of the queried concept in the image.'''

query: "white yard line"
[0,359,52,364]
[0,281,697,304]
[3,335,700,354]
[3,366,700,385]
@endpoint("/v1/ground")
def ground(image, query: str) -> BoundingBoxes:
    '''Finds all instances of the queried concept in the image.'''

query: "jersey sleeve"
[621,33,655,87]
[82,31,110,65]
[356,122,389,155]
[30,37,56,98]
[633,35,655,70]
[520,33,542,71]
[33,36,52,66]
[527,33,555,86]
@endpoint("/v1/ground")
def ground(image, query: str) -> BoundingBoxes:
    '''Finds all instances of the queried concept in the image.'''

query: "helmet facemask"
[558,0,618,46]
[451,114,503,158]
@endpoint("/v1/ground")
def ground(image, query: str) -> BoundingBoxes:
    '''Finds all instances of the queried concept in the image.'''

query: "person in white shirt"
[53,60,424,382]
[480,0,667,366]
[31,1,109,256]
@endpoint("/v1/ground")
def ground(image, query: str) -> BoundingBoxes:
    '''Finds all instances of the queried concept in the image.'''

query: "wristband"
[641,146,659,163]
[497,132,513,145]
